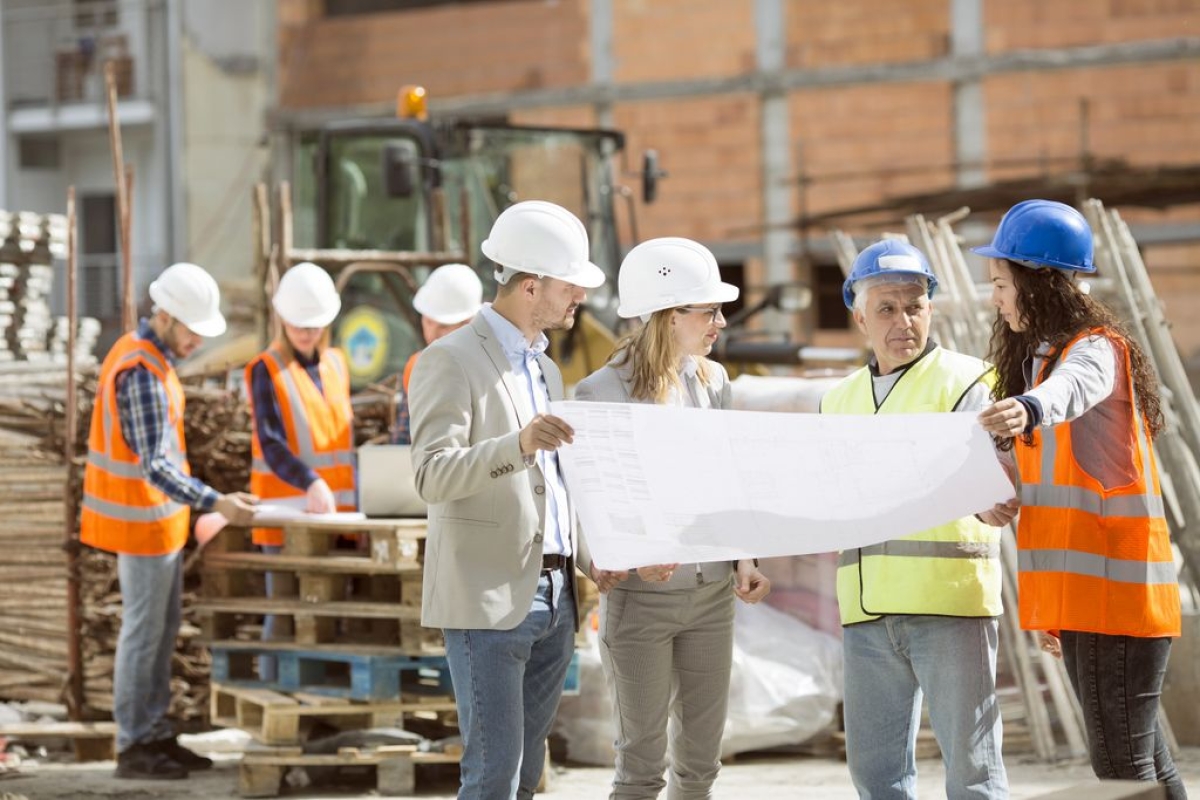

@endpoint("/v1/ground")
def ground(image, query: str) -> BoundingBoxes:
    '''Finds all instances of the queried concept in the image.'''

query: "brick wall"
[277,0,589,109]
[273,0,1200,373]
[786,0,949,68]
[612,0,756,82]
[613,94,763,244]
[985,0,1200,52]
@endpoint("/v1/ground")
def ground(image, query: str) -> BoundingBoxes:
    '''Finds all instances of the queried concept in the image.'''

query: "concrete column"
[166,0,185,263]
[755,0,793,298]
[0,2,10,208]
[589,0,614,128]
[951,0,986,189]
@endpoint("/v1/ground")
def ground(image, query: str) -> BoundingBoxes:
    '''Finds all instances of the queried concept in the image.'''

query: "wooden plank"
[203,552,420,575]
[196,598,422,620]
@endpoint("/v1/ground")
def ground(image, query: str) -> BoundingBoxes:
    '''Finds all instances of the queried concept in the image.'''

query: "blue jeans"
[842,616,1008,800]
[114,551,183,753]
[1060,631,1187,800]
[443,569,576,800]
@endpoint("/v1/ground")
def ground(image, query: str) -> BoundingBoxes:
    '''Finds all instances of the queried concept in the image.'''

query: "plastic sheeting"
[553,601,843,766]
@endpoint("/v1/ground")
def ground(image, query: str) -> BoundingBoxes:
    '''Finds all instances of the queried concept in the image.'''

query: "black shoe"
[150,737,214,771]
[115,742,188,780]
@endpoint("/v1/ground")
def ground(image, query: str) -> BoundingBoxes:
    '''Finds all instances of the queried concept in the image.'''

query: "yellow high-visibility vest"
[822,346,1003,625]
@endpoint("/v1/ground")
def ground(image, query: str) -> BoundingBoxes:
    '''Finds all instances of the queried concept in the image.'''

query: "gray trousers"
[599,575,735,800]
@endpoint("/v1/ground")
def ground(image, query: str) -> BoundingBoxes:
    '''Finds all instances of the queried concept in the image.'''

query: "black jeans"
[1060,630,1187,800]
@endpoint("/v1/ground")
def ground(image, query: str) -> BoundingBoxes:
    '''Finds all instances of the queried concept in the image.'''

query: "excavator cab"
[289,109,629,390]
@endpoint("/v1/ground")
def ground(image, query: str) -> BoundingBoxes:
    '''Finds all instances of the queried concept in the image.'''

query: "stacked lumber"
[0,366,90,706]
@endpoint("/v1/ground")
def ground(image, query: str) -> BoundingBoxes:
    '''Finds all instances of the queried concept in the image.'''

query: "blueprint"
[550,401,1014,570]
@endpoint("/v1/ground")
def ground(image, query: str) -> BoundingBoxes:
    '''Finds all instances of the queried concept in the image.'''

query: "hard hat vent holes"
[658,266,671,276]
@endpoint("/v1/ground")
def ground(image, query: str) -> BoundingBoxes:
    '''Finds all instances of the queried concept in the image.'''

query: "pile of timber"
[0,365,90,707]
[0,363,411,725]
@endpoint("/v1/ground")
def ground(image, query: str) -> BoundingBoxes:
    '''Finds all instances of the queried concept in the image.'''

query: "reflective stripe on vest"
[1014,328,1180,638]
[80,331,192,556]
[823,346,1003,625]
[247,345,357,546]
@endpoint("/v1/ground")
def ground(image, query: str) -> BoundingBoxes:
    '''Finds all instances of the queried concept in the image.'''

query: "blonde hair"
[611,309,712,403]
[273,326,331,364]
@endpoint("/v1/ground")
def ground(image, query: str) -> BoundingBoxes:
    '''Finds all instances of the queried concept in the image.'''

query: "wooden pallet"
[200,518,442,655]
[206,518,427,572]
[0,721,115,762]
[210,683,457,746]
[211,646,453,701]
[238,741,461,798]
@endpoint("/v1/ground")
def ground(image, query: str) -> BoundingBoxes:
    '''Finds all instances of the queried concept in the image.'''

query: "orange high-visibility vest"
[246,345,356,546]
[1015,328,1181,638]
[81,331,192,556]
[402,351,419,393]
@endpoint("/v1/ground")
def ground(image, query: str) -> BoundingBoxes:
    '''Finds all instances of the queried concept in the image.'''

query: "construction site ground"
[3,743,1199,799]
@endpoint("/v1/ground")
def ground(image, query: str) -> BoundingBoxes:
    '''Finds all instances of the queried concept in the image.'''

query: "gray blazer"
[573,358,735,591]
[409,314,582,630]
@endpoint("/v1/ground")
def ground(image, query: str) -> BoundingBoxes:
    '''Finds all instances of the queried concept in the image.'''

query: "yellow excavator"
[186,86,828,388]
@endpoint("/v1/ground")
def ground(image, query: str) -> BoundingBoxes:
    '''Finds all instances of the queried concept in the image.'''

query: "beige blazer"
[573,358,735,591]
[408,314,581,630]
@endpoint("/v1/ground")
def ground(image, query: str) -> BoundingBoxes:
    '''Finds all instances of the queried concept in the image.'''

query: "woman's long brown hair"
[610,311,712,404]
[986,261,1163,447]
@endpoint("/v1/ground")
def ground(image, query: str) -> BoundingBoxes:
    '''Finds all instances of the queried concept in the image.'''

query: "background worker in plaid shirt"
[80,262,258,781]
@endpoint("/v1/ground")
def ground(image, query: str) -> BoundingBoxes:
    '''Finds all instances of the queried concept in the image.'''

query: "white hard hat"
[481,201,606,289]
[272,262,341,328]
[148,262,226,337]
[616,237,739,319]
[413,263,483,325]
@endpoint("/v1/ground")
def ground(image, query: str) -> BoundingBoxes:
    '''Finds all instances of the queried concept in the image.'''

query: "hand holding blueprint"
[550,401,1013,570]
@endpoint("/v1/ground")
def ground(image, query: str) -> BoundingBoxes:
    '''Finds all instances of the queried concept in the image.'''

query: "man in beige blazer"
[408,201,606,800]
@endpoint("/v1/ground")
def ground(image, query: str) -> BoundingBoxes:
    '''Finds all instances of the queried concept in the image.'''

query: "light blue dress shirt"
[480,304,572,557]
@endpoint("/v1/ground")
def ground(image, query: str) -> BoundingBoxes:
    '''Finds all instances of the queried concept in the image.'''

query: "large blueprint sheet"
[550,401,1013,570]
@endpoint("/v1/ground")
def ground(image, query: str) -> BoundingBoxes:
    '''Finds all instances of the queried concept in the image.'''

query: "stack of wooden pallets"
[199,517,462,797]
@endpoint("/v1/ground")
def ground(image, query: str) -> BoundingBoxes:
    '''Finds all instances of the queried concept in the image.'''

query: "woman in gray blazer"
[575,237,771,800]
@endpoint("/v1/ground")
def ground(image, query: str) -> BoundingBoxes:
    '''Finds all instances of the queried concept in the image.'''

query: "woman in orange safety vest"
[246,262,356,681]
[977,200,1185,799]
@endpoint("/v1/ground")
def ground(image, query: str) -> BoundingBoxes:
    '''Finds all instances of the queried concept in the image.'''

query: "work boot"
[114,742,188,780]
[150,737,214,771]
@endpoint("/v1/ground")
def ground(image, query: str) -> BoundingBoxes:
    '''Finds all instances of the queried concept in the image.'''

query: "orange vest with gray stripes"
[246,345,356,546]
[1015,328,1180,638]
[81,332,192,556]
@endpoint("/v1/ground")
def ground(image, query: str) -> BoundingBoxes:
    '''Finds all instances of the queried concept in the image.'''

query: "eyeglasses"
[675,305,724,323]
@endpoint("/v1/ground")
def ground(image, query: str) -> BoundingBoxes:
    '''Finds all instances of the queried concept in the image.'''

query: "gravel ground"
[2,744,1199,799]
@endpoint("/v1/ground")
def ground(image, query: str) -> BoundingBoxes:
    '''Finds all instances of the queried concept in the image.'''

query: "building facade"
[0,0,274,351]
[272,0,1200,372]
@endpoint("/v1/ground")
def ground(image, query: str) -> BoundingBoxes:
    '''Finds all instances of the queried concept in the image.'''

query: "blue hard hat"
[842,240,938,309]
[971,199,1095,273]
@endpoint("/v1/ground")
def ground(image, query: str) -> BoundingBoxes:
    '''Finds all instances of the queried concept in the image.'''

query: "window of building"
[73,0,118,29]
[813,261,851,330]
[325,0,503,16]
[18,138,61,170]
[79,194,120,321]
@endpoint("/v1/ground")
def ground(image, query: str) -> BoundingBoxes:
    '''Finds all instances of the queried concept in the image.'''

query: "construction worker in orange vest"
[246,262,357,680]
[81,262,257,780]
[392,263,482,443]
[977,200,1186,799]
